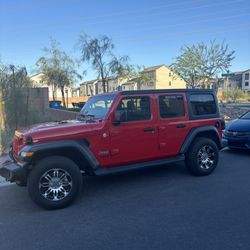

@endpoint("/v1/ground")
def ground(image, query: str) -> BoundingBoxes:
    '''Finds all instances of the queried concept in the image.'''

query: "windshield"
[80,95,115,119]
[240,111,250,120]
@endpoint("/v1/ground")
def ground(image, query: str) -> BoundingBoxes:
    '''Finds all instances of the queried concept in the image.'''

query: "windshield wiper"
[80,114,95,118]
[78,113,96,122]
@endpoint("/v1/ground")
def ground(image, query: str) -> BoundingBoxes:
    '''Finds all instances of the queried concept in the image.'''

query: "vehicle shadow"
[0,162,190,213]
[80,161,191,200]
[222,147,250,157]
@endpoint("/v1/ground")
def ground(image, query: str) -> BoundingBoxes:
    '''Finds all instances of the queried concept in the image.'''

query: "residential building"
[80,80,98,96]
[133,65,186,90]
[121,78,138,91]
[224,71,243,89]
[30,73,74,100]
[79,65,186,96]
[215,69,250,93]
[242,69,250,92]
[80,77,128,96]
[72,87,80,97]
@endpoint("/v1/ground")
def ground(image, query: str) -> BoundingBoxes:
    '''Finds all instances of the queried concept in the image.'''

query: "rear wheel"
[185,137,219,176]
[27,156,82,209]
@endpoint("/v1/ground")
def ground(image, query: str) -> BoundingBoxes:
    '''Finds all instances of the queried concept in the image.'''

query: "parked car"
[0,89,225,209]
[223,110,250,150]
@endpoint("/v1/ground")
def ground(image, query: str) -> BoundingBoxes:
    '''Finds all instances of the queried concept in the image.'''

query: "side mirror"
[112,110,123,126]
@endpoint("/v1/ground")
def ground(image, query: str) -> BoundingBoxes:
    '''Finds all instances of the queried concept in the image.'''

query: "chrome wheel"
[197,145,215,170]
[39,169,73,201]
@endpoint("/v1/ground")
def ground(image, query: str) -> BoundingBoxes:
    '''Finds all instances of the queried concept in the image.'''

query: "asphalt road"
[0,149,250,250]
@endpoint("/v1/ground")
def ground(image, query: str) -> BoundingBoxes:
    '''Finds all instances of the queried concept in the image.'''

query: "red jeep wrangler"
[0,89,225,209]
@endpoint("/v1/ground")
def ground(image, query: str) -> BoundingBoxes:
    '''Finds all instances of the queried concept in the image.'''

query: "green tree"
[171,41,235,89]
[111,63,153,90]
[0,64,32,130]
[228,88,245,103]
[0,64,35,151]
[78,33,128,92]
[37,39,81,107]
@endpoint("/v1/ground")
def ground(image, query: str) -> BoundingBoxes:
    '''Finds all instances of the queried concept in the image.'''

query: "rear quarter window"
[189,94,217,116]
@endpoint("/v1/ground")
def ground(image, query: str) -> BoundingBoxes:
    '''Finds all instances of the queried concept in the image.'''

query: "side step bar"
[94,155,185,176]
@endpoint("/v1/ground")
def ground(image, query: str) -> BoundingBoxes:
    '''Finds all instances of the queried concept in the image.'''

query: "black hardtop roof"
[120,89,215,95]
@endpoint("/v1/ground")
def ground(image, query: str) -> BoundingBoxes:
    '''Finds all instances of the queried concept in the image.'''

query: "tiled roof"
[143,64,165,72]
[80,79,98,85]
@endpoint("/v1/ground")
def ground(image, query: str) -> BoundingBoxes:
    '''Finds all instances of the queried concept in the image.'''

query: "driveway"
[0,149,249,250]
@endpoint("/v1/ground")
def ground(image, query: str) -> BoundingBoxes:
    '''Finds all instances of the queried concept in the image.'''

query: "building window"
[147,82,154,86]
[245,81,249,87]
[169,72,171,77]
[169,81,171,86]
[147,71,154,78]
[245,73,249,80]
[159,95,185,118]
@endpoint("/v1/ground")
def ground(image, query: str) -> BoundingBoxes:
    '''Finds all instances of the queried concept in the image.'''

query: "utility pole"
[222,70,235,103]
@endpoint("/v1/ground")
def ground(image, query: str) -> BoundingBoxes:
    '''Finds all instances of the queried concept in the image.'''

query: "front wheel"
[27,156,82,209]
[185,137,219,176]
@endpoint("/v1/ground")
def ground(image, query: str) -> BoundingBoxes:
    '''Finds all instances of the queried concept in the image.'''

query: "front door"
[109,95,158,167]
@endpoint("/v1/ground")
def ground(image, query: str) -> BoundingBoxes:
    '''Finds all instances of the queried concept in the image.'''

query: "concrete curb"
[0,182,14,187]
[0,177,12,187]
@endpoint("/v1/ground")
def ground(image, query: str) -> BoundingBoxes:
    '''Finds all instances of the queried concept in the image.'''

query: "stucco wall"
[156,67,186,89]
[30,73,74,100]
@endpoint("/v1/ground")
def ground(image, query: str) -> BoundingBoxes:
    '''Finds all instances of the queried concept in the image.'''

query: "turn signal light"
[20,151,34,158]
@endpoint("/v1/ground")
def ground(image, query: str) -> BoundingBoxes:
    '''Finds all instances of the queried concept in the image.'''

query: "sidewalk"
[0,177,10,186]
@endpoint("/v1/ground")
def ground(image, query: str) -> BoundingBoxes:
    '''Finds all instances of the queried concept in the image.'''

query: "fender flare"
[21,140,99,173]
[180,126,221,154]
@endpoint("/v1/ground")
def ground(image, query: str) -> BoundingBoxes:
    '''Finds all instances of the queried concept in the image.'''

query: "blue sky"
[0,0,250,83]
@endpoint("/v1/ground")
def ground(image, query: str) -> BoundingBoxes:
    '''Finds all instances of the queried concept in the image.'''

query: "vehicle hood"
[226,119,250,132]
[19,119,103,142]
[19,120,82,132]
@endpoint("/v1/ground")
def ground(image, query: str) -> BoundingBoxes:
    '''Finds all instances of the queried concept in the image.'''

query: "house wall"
[242,70,250,92]
[140,71,156,90]
[156,66,186,89]
[30,73,74,100]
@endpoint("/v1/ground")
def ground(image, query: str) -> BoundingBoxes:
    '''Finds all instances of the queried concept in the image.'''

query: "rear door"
[156,93,190,157]
[109,95,158,166]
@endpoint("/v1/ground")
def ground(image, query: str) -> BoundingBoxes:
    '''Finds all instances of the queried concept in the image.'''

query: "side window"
[117,96,151,122]
[159,95,185,118]
[190,94,217,116]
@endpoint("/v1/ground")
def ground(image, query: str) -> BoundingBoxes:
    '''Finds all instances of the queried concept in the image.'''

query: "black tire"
[185,137,219,176]
[27,156,82,209]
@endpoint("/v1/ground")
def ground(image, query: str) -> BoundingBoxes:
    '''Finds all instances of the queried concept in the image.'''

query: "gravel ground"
[219,105,250,121]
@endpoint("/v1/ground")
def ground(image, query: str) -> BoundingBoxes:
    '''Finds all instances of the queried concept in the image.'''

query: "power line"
[111,12,249,37]
[104,6,249,31]
[112,23,250,43]
[80,0,246,25]
[75,0,206,21]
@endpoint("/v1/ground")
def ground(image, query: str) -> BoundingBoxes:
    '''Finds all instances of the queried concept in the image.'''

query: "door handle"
[144,127,156,132]
[176,124,186,128]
